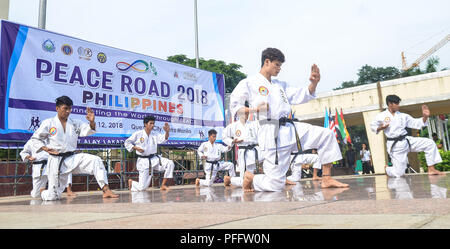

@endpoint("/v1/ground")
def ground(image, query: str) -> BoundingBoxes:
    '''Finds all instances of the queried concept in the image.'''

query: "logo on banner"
[116,60,149,72]
[61,44,73,55]
[49,127,57,136]
[77,47,92,60]
[28,117,41,131]
[259,86,269,96]
[97,52,107,63]
[42,39,55,52]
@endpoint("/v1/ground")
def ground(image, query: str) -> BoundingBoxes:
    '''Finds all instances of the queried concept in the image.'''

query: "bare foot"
[321,176,349,188]
[224,176,231,187]
[195,178,200,187]
[243,171,255,192]
[285,179,296,185]
[66,190,77,197]
[128,179,133,190]
[102,186,119,198]
[160,185,169,191]
[428,166,446,176]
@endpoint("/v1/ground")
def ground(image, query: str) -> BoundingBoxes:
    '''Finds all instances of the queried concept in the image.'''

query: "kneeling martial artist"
[125,115,175,191]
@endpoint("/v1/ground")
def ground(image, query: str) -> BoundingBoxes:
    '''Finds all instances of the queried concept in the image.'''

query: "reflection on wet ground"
[1,173,448,206]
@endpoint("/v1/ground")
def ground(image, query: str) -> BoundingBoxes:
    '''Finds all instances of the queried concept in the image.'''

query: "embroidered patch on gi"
[49,127,57,136]
[235,130,241,137]
[204,147,208,152]
[259,86,269,96]
[384,117,391,123]
[140,137,145,143]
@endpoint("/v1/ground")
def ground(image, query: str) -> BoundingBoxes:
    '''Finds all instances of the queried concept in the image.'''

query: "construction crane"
[401,34,450,71]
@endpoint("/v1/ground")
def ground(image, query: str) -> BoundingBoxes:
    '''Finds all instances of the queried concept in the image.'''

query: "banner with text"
[0,20,225,147]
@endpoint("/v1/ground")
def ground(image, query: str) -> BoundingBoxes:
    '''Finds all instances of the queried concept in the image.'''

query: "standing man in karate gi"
[31,96,118,201]
[125,115,174,191]
[222,102,262,187]
[230,47,348,192]
[196,129,236,187]
[370,94,445,178]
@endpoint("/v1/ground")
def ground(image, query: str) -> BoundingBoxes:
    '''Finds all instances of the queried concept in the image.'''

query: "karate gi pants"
[199,161,235,187]
[287,153,321,182]
[130,156,175,192]
[41,153,108,201]
[230,148,262,187]
[30,162,48,198]
[387,136,442,178]
[253,123,342,192]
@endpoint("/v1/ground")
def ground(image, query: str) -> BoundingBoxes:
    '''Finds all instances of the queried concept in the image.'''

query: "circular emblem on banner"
[259,86,269,96]
[49,127,57,136]
[139,137,145,143]
[42,39,55,52]
[61,44,73,55]
[77,47,92,60]
[97,52,107,63]
[235,130,241,137]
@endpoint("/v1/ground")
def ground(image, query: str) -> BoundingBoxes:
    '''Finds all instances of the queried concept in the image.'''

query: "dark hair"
[56,96,73,107]
[208,129,217,136]
[432,133,438,137]
[261,48,285,67]
[386,95,401,106]
[144,115,156,124]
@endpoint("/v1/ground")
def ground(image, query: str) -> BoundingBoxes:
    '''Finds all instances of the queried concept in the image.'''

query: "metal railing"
[0,140,213,197]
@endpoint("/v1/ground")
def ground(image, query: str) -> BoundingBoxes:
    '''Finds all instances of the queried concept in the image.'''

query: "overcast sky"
[7,0,450,93]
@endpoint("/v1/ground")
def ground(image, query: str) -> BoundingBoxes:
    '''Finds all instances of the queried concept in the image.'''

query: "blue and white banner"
[0,20,226,147]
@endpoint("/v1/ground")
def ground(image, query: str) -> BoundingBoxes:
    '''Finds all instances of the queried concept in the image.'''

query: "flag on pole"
[329,107,337,137]
[340,108,352,144]
[336,108,347,144]
[324,108,329,128]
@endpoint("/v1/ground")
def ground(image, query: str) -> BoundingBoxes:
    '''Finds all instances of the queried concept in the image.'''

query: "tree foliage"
[334,56,444,90]
[166,54,247,93]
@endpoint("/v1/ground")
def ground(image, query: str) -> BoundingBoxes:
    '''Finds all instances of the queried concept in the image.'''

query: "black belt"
[259,117,303,165]
[206,160,220,179]
[138,154,162,173]
[289,149,315,167]
[32,159,48,176]
[54,151,75,187]
[238,144,258,172]
[386,134,410,153]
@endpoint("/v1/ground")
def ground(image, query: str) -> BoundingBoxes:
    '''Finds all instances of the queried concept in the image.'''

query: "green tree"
[167,54,247,93]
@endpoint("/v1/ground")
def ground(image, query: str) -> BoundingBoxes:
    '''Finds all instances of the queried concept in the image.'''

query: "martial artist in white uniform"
[223,107,262,187]
[125,116,174,191]
[30,96,118,201]
[20,139,49,198]
[196,129,235,187]
[370,95,444,178]
[230,48,348,192]
[287,152,321,182]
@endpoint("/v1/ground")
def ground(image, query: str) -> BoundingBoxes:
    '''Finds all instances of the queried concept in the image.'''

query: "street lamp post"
[194,0,199,68]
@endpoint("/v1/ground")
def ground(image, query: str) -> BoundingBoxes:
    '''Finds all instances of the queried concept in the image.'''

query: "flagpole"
[194,0,200,68]
[38,0,47,29]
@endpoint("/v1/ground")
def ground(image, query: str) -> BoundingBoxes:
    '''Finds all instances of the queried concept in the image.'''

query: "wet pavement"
[0,173,449,228]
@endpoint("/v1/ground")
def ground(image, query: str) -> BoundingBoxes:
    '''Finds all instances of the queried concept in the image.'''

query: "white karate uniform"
[20,140,49,198]
[287,152,321,182]
[124,129,175,192]
[371,110,442,177]
[197,141,235,187]
[30,115,109,201]
[223,119,262,187]
[230,73,342,192]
